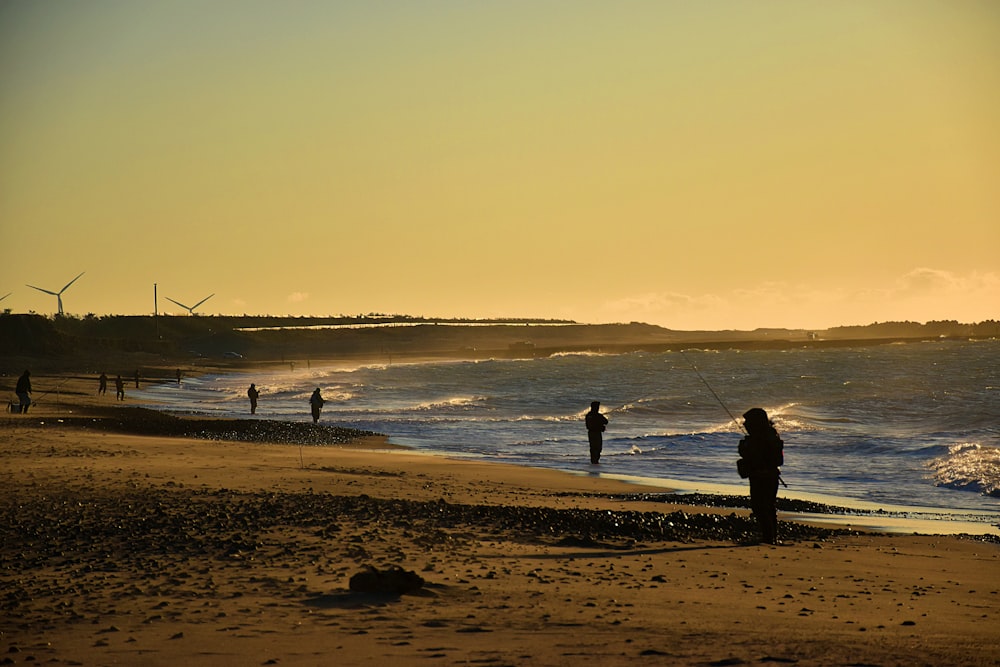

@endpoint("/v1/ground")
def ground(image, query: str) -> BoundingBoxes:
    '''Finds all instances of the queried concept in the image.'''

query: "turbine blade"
[191,293,215,310]
[164,296,191,310]
[26,284,59,296]
[59,271,85,294]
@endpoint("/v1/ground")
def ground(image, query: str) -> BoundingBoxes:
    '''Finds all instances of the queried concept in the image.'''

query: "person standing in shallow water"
[309,388,325,423]
[247,383,259,415]
[585,401,609,464]
[115,375,125,401]
[738,408,784,544]
[98,373,108,396]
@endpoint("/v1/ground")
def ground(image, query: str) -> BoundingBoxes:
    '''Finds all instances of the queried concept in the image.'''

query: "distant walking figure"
[15,370,32,413]
[737,408,784,545]
[176,369,182,385]
[585,401,609,464]
[248,383,260,415]
[309,388,325,423]
[98,373,108,396]
[115,375,125,401]
[134,369,140,389]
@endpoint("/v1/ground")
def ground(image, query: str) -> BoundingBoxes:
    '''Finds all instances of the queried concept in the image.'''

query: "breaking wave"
[929,443,1000,497]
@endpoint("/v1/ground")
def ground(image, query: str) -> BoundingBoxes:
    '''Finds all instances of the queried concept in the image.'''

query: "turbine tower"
[164,293,215,315]
[26,272,85,316]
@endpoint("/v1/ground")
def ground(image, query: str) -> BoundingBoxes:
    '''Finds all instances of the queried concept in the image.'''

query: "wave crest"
[928,443,1000,497]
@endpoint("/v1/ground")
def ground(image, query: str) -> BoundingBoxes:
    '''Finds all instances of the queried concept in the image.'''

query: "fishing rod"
[679,350,787,487]
[680,350,745,435]
[24,377,72,407]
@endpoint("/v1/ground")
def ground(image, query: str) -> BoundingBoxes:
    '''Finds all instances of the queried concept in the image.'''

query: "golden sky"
[1,2,998,329]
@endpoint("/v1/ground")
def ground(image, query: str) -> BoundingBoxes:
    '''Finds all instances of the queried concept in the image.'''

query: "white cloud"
[598,269,1000,330]
[892,268,998,296]
[287,292,309,303]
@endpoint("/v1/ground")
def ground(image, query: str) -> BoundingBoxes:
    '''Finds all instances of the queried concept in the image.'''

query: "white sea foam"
[930,443,1000,497]
[409,396,485,411]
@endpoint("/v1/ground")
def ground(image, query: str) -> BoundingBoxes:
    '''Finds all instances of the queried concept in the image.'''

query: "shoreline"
[11,404,999,538]
[2,372,1000,666]
[8,367,999,538]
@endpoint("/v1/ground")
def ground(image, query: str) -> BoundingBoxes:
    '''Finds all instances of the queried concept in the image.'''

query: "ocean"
[135,338,1000,533]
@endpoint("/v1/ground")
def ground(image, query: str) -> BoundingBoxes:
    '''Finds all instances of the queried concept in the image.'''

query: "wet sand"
[2,373,999,666]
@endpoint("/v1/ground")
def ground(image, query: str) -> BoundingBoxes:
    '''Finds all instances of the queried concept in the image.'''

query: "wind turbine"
[26,272,85,316]
[164,293,215,315]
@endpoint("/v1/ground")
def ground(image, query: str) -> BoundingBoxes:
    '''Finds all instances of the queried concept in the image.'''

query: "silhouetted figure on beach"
[248,383,259,415]
[309,388,325,423]
[98,373,108,396]
[115,375,125,401]
[585,401,609,464]
[15,370,32,413]
[134,369,140,389]
[176,369,182,385]
[737,408,784,544]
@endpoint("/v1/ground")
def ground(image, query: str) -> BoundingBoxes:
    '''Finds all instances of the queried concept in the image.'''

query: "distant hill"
[1,313,997,374]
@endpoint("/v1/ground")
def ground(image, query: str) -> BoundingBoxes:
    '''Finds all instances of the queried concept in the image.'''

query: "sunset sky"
[1,2,997,330]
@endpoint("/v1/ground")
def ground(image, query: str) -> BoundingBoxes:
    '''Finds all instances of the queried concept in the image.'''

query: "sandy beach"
[2,372,999,666]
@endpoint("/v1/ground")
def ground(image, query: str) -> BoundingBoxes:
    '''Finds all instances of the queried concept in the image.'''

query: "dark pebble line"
[1,485,852,579]
[29,406,382,446]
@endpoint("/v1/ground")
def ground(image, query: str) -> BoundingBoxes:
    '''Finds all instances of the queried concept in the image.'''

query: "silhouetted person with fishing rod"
[247,383,259,415]
[15,370,32,413]
[737,408,784,545]
[681,352,787,543]
[585,401,609,464]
